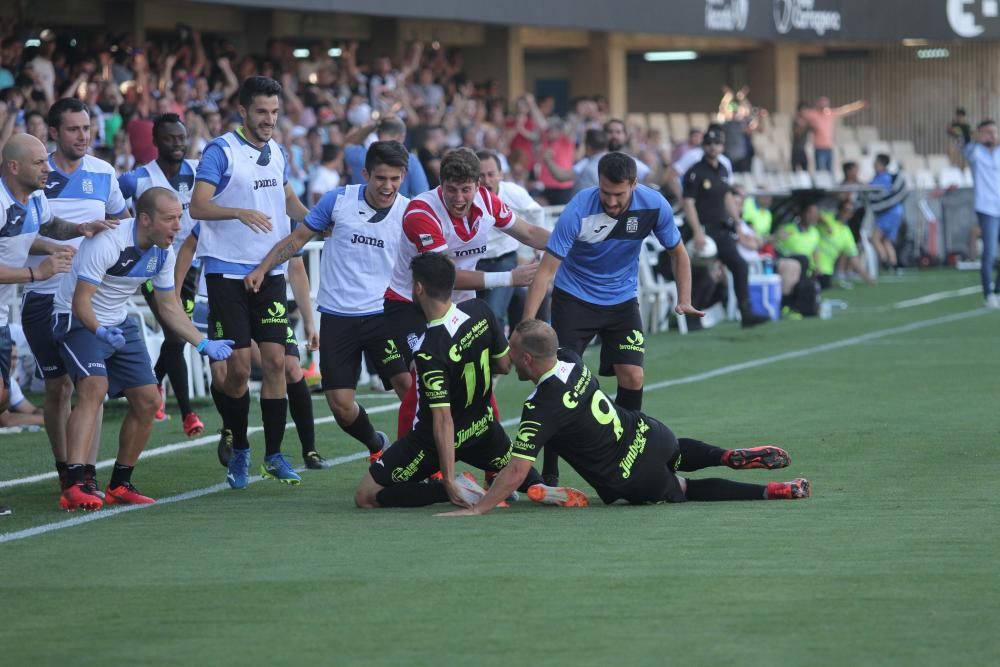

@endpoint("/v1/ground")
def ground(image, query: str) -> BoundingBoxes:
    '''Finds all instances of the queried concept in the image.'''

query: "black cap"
[703,124,725,145]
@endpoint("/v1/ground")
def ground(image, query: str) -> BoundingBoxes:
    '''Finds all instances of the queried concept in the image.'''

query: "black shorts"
[382,298,427,366]
[597,416,686,505]
[284,323,300,359]
[206,274,289,349]
[319,312,408,391]
[550,288,645,376]
[142,266,199,344]
[369,420,512,486]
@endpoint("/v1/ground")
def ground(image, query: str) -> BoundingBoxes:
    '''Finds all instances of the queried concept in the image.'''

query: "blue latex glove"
[95,325,126,350]
[197,338,235,361]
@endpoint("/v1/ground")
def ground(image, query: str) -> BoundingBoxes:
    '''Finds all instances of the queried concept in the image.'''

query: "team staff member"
[355,253,543,509]
[1,134,83,411]
[54,188,233,510]
[474,150,546,331]
[438,320,809,516]
[247,141,412,463]
[682,124,769,329]
[191,76,310,490]
[22,98,129,499]
[119,112,205,437]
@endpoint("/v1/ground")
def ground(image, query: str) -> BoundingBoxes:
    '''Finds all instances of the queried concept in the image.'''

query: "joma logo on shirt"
[351,233,385,248]
[452,245,487,258]
[253,178,278,190]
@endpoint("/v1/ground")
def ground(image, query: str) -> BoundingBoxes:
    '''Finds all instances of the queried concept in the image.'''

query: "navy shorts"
[319,312,408,391]
[53,314,156,398]
[21,291,66,379]
[0,324,11,387]
[550,288,645,377]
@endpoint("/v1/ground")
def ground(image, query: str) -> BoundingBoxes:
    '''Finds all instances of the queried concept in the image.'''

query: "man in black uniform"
[437,319,809,516]
[354,253,544,509]
[682,124,768,328]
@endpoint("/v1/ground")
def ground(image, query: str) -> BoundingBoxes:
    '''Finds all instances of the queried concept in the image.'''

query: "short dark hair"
[439,147,480,185]
[47,97,90,129]
[320,143,341,163]
[136,186,179,221]
[584,129,607,152]
[365,140,409,172]
[603,118,626,134]
[956,107,967,117]
[376,116,406,139]
[842,161,858,174]
[411,252,455,300]
[24,110,45,126]
[475,150,501,170]
[238,76,282,108]
[152,113,184,139]
[875,153,891,168]
[978,119,996,130]
[597,152,637,184]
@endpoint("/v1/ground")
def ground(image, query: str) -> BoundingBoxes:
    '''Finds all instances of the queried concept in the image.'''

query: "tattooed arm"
[243,223,317,293]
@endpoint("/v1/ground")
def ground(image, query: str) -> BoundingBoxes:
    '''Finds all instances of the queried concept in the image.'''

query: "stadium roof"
[196,0,1000,42]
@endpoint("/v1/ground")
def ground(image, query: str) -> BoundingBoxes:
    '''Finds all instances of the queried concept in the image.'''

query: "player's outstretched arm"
[284,182,310,223]
[244,224,315,293]
[71,281,103,334]
[287,256,318,350]
[502,217,551,251]
[152,290,233,360]
[174,233,197,302]
[522,251,561,321]
[436,457,533,517]
[190,181,272,232]
[664,242,705,319]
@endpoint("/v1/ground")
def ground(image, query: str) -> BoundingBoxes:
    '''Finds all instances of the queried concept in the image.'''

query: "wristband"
[196,338,209,353]
[28,267,35,283]
[483,271,513,289]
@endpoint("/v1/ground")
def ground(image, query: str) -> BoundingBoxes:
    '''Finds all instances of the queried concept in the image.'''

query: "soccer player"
[54,187,233,510]
[21,98,129,499]
[119,112,205,436]
[247,141,412,463]
[438,320,810,516]
[354,253,543,509]
[522,151,703,484]
[383,147,549,436]
[190,76,311,489]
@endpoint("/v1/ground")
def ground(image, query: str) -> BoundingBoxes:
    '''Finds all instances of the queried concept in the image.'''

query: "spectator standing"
[963,120,1000,308]
[800,96,866,173]
[869,153,907,272]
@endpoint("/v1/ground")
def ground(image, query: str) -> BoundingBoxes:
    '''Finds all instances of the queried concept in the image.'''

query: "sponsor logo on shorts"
[261,301,288,325]
[490,449,511,470]
[285,326,297,346]
[455,409,494,447]
[619,419,649,479]
[183,299,195,317]
[619,329,645,353]
[391,449,426,482]
[253,178,279,190]
[87,362,105,370]
[350,233,385,248]
[214,319,224,338]
[382,339,401,364]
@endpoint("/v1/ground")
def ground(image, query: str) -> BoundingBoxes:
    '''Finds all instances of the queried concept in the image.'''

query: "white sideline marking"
[893,286,980,309]
[1,307,987,544]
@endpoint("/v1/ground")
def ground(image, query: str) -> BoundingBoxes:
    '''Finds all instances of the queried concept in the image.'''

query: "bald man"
[53,187,234,510]
[1,134,113,414]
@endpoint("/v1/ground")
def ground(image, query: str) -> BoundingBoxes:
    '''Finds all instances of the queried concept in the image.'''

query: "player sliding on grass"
[354,252,544,508]
[55,188,233,510]
[438,319,809,516]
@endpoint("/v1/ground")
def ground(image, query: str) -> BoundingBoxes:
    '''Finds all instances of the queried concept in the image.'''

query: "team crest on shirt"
[82,178,94,194]
[145,255,159,273]
[625,216,639,233]
[178,182,189,195]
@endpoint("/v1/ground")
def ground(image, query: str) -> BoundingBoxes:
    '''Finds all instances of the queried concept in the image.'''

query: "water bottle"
[819,300,832,320]
[761,256,774,275]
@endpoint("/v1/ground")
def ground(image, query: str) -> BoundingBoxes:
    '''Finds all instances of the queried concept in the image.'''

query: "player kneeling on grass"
[55,187,233,511]
[437,319,809,516]
[354,252,545,509]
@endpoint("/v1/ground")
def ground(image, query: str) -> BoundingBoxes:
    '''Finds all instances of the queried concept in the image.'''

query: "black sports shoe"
[302,450,328,470]
[217,429,234,468]
[83,476,105,500]
[0,505,12,516]
[724,446,790,470]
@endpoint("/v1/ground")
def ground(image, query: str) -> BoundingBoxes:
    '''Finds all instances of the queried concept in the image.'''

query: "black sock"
[685,478,766,501]
[84,463,97,482]
[261,397,288,457]
[67,463,85,485]
[541,449,560,486]
[375,482,449,507]
[675,438,726,472]
[226,391,251,450]
[109,462,134,488]
[337,404,379,452]
[160,341,192,417]
[210,384,229,430]
[286,378,315,454]
[55,461,68,484]
[615,386,643,411]
[518,466,545,493]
